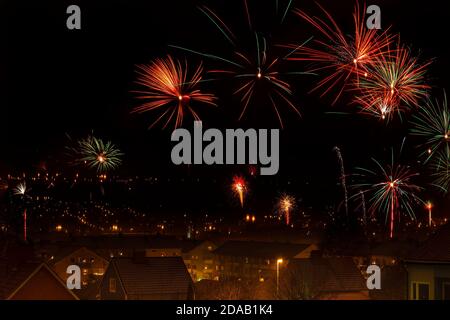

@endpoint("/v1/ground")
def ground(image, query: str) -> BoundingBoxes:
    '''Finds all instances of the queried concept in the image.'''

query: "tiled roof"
[213,240,310,259]
[288,257,366,293]
[111,257,192,296]
[0,260,40,299]
[406,223,450,263]
[0,240,41,299]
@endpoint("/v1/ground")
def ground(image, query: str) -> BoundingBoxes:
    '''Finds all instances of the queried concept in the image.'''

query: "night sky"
[2,0,450,214]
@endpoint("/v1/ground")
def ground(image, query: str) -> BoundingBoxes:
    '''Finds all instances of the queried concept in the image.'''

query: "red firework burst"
[132,55,217,129]
[288,2,395,104]
[232,176,247,208]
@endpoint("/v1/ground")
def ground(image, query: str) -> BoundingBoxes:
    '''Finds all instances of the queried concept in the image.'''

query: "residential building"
[280,257,369,300]
[0,262,78,300]
[213,240,318,282]
[405,223,450,300]
[99,256,194,300]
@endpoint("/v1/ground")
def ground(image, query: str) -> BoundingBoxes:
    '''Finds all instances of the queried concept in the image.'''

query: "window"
[411,282,430,300]
[443,282,450,300]
[109,278,117,293]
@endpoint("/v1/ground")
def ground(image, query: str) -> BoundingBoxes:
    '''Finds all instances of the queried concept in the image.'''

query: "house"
[182,240,217,282]
[143,238,202,257]
[0,262,79,300]
[73,235,155,259]
[99,256,194,300]
[404,223,450,300]
[370,241,415,267]
[213,240,318,282]
[49,246,109,299]
[280,257,369,300]
[51,246,109,284]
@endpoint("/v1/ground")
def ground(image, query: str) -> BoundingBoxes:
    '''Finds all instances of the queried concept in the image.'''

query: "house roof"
[406,223,450,263]
[49,246,109,265]
[0,262,79,300]
[370,241,415,258]
[213,240,310,259]
[0,260,41,299]
[110,257,192,296]
[287,257,366,293]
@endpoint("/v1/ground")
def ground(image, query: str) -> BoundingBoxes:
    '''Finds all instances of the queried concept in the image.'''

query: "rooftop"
[109,257,193,296]
[213,240,311,259]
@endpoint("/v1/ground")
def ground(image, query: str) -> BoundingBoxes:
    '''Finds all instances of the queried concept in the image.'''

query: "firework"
[13,182,29,241]
[278,194,295,226]
[172,3,311,128]
[410,91,449,161]
[425,201,433,227]
[13,182,27,196]
[71,136,123,173]
[355,45,430,121]
[133,55,217,129]
[359,190,367,225]
[352,147,423,238]
[333,146,348,217]
[429,148,450,193]
[353,91,398,122]
[289,2,394,104]
[232,176,247,208]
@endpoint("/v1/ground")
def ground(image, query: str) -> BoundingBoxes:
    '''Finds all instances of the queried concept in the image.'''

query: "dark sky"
[2,0,450,211]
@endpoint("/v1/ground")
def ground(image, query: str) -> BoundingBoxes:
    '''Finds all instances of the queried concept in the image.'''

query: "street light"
[276,258,283,297]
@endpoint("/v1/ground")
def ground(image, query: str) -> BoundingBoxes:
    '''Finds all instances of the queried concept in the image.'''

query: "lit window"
[411,282,430,300]
[109,278,117,293]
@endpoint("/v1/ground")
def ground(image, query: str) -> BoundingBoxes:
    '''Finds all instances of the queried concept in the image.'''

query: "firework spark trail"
[410,91,450,162]
[279,194,294,226]
[23,208,27,241]
[334,147,348,217]
[359,190,367,225]
[289,2,395,104]
[352,145,423,239]
[133,55,217,129]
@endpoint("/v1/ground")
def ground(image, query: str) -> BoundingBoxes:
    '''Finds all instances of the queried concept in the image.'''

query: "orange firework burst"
[133,55,217,129]
[232,176,247,208]
[355,45,431,121]
[289,2,394,104]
